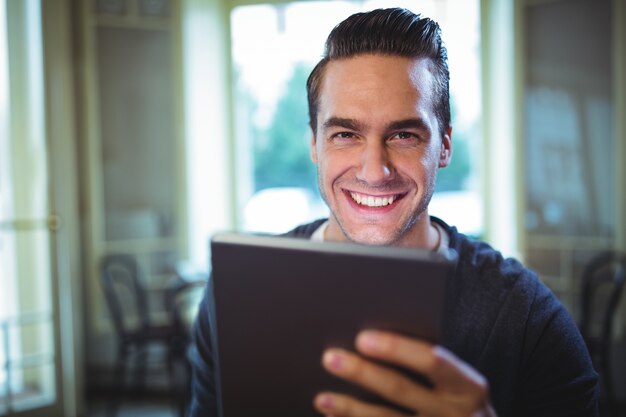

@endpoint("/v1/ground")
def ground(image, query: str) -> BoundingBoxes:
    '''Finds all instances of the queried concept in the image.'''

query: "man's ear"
[438,127,452,168]
[310,131,318,164]
[438,128,452,168]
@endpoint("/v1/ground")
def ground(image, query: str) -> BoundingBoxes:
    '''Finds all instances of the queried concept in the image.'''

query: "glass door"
[0,0,63,415]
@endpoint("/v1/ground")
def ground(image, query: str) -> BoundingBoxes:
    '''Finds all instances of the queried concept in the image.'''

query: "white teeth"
[350,192,396,207]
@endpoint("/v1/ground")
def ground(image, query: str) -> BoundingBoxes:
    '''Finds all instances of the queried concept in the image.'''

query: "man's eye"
[332,132,356,142]
[394,132,415,140]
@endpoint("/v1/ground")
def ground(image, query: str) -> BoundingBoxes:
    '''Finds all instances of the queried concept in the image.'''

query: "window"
[521,0,616,312]
[231,0,482,236]
[0,0,57,413]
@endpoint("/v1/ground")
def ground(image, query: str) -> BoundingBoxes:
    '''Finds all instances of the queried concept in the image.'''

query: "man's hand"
[313,330,497,417]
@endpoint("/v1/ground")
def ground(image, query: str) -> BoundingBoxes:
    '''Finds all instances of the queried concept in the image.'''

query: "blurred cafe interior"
[0,0,625,416]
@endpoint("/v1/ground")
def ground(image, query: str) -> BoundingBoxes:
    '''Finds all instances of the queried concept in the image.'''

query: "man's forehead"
[318,56,435,106]
[320,55,435,94]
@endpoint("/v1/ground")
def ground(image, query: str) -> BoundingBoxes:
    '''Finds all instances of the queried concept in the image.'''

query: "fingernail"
[323,350,343,370]
[358,331,381,351]
[316,393,334,410]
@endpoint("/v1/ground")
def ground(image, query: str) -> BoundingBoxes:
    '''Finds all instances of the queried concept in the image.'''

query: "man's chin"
[343,227,400,246]
[328,212,409,246]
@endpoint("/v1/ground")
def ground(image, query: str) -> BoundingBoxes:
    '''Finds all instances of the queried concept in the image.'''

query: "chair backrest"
[579,251,626,354]
[100,254,150,338]
[165,277,206,331]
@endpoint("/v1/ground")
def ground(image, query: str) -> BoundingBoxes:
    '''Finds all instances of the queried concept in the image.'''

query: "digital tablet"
[209,233,456,417]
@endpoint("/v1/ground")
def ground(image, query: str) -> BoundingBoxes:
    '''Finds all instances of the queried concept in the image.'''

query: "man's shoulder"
[438,218,572,349]
[434,216,548,311]
[282,218,328,239]
[433,217,534,282]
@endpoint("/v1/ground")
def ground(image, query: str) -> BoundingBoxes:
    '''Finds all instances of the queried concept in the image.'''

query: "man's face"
[311,55,452,247]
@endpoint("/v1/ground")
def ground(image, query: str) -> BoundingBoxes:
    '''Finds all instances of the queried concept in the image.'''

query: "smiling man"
[188,8,598,417]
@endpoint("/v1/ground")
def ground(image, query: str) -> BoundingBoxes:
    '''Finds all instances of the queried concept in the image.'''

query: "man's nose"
[356,141,392,185]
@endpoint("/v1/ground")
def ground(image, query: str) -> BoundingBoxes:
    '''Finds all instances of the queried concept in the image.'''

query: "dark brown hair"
[306,8,450,137]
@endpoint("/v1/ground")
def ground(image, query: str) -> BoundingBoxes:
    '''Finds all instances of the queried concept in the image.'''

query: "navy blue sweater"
[187,218,598,416]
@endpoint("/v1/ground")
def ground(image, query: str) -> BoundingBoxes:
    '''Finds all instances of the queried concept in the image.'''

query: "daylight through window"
[231,0,482,236]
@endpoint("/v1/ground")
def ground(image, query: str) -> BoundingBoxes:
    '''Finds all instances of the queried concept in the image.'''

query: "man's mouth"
[348,191,404,207]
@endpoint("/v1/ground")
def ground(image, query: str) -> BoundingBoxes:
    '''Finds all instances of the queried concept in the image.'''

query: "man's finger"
[321,348,450,415]
[355,330,489,396]
[313,391,415,417]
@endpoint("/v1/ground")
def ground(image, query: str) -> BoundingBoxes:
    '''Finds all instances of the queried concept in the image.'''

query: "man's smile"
[344,190,407,209]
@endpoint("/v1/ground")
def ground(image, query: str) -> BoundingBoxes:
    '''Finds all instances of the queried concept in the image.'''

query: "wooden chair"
[100,254,202,417]
[579,251,626,417]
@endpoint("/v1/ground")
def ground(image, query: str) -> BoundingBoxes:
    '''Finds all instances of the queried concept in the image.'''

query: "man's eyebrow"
[321,117,365,131]
[387,118,430,133]
[320,117,431,134]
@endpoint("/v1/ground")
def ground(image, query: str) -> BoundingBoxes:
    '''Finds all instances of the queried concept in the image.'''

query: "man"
[188,8,598,417]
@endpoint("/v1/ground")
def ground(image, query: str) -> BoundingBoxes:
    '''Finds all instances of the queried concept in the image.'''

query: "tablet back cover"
[210,233,455,417]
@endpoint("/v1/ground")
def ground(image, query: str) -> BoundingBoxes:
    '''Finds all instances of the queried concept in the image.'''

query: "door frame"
[41,0,82,415]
